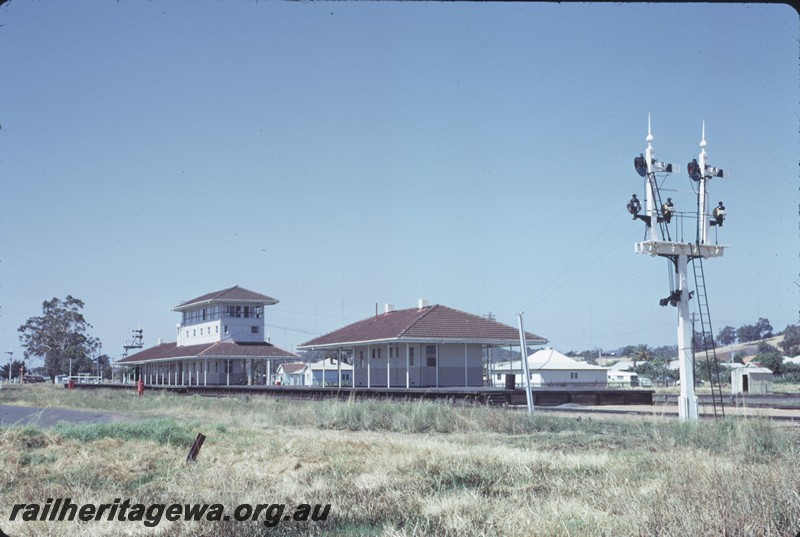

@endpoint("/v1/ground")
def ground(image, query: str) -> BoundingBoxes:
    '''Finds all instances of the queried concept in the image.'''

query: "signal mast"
[123,327,144,358]
[631,116,728,421]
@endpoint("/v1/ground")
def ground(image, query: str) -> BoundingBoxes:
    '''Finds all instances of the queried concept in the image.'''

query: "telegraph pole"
[516,313,534,414]
[4,351,12,385]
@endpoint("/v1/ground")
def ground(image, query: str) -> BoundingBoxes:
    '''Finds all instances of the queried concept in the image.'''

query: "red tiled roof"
[118,340,297,364]
[298,305,547,349]
[277,362,306,374]
[173,285,279,311]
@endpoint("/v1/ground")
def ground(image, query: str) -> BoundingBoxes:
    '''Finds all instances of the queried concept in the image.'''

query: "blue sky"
[1,2,798,366]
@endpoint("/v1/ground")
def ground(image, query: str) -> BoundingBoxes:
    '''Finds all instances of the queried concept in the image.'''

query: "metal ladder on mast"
[690,255,725,418]
[647,171,672,242]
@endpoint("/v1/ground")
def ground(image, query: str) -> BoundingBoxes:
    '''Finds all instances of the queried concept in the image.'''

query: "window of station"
[409,347,415,366]
[251,326,259,334]
[426,346,436,367]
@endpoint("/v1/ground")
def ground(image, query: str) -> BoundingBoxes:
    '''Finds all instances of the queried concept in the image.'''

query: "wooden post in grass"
[186,433,206,463]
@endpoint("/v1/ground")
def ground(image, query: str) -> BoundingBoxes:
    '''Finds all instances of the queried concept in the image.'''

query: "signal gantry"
[630,117,729,421]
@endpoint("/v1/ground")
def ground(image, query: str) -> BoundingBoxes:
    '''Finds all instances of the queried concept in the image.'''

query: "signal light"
[634,154,647,177]
[687,159,701,181]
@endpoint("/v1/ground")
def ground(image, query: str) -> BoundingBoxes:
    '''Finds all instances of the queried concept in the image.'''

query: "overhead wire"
[519,204,628,312]
[520,225,643,312]
[520,168,684,315]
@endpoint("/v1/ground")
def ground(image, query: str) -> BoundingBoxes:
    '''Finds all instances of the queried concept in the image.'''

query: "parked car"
[676,379,705,386]
[638,377,653,387]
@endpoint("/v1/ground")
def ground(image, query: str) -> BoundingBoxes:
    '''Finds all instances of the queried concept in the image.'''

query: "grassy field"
[1,385,799,536]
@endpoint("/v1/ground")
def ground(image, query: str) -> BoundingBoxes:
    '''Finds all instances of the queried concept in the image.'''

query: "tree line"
[11,295,800,382]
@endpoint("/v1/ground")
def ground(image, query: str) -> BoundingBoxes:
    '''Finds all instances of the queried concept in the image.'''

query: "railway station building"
[117,285,298,385]
[297,300,547,388]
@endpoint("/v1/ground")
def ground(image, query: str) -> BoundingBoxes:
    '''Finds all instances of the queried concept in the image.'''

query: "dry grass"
[1,385,799,536]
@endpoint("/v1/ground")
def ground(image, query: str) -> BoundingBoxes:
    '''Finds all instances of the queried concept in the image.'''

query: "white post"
[698,123,709,245]
[517,313,534,414]
[645,115,660,242]
[677,254,699,420]
[464,343,468,387]
[367,346,371,388]
[406,344,410,389]
[435,346,439,388]
[5,351,12,386]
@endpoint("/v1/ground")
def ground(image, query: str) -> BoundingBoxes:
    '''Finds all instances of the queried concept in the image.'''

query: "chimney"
[384,304,395,314]
[157,337,163,345]
[418,298,429,309]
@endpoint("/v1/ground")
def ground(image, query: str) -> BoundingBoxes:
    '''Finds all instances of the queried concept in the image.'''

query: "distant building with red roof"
[117,285,297,385]
[298,300,547,388]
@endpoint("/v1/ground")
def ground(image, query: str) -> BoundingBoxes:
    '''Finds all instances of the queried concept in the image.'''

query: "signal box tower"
[631,117,728,421]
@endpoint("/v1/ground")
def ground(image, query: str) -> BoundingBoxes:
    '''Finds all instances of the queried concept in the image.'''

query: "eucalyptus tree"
[18,296,100,379]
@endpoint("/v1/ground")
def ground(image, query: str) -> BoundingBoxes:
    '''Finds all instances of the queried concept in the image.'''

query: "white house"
[784,355,800,366]
[302,358,353,387]
[274,362,306,386]
[491,349,608,388]
[298,301,547,388]
[118,286,298,385]
[274,359,353,387]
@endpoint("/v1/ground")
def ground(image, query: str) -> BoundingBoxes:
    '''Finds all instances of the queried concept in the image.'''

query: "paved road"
[0,404,130,427]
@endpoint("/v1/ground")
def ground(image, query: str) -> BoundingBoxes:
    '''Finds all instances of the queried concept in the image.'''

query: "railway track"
[68,383,800,421]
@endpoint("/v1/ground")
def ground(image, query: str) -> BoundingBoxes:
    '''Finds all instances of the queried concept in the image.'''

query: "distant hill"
[712,334,787,362]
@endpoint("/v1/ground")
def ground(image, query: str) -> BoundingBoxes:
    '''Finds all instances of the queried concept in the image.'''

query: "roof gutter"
[297,336,548,351]
[118,352,298,365]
